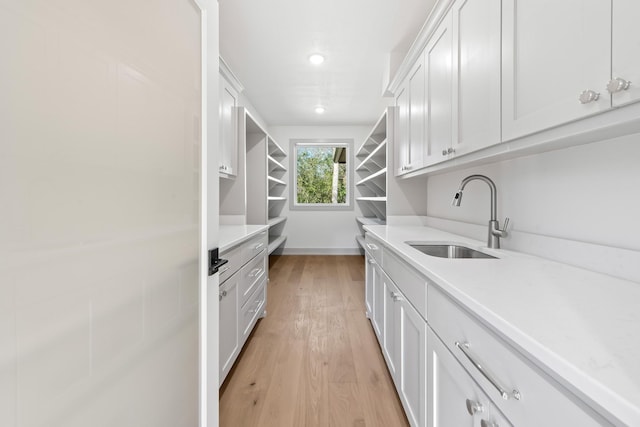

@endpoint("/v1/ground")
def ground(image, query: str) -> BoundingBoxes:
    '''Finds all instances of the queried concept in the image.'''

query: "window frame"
[289,138,354,211]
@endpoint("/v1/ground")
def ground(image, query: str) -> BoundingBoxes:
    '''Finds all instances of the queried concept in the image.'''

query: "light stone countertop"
[364,224,640,426]
[219,224,269,253]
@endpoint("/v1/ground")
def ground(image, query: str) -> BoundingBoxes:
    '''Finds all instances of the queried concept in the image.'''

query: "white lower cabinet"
[427,326,510,427]
[219,271,240,381]
[364,253,374,318]
[219,232,268,386]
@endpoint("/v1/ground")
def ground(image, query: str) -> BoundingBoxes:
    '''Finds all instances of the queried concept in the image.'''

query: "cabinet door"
[395,82,410,175]
[427,327,509,427]
[425,11,453,167]
[451,0,501,156]
[219,78,238,176]
[219,273,240,385]
[371,263,384,342]
[502,0,611,141]
[364,254,374,318]
[611,0,640,106]
[382,274,401,381]
[399,297,427,427]
[408,55,426,172]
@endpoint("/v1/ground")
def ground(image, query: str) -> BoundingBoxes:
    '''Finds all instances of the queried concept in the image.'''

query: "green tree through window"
[295,145,348,205]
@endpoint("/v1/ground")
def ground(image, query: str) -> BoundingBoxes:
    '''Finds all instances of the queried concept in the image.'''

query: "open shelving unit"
[355,108,392,246]
[243,112,287,255]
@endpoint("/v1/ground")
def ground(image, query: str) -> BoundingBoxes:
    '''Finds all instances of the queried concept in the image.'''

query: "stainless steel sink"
[407,243,497,259]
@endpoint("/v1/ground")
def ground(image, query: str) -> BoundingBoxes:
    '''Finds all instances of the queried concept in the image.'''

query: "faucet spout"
[452,174,507,249]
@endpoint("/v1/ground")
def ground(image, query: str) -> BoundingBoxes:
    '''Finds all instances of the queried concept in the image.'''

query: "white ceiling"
[219,0,436,126]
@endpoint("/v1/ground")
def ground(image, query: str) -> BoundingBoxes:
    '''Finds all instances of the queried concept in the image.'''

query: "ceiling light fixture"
[309,54,325,65]
[314,106,325,114]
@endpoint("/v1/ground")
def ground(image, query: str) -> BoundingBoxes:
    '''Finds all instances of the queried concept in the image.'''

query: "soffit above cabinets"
[219,0,436,126]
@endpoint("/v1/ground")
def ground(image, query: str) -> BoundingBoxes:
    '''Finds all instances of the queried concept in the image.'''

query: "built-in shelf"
[356,234,366,249]
[356,196,387,202]
[268,136,286,157]
[268,196,287,201]
[356,167,386,187]
[268,235,287,254]
[356,216,386,226]
[268,155,286,171]
[268,176,286,186]
[356,139,387,172]
[268,216,287,227]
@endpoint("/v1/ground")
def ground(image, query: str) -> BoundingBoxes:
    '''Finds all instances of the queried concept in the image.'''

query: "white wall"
[269,126,372,254]
[421,132,640,282]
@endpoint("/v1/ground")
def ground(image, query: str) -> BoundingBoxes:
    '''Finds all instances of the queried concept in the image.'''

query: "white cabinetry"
[612,0,640,107]
[427,326,510,427]
[219,58,243,178]
[428,283,610,426]
[501,0,611,141]
[364,233,427,427]
[450,0,501,157]
[219,231,268,386]
[396,58,425,175]
[424,11,453,167]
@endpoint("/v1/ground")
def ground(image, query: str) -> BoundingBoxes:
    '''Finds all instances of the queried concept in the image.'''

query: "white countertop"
[364,225,640,426]
[219,224,269,253]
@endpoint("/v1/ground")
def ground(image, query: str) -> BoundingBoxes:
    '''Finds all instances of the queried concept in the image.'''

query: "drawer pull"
[254,243,264,251]
[366,243,379,251]
[455,341,521,401]
[249,268,263,278]
[390,291,403,302]
[367,258,376,265]
[465,399,484,415]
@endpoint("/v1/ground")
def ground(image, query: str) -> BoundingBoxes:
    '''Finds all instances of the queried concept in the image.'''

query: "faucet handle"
[501,217,510,232]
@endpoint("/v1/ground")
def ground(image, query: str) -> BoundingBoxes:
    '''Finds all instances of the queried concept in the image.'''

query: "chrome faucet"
[452,174,509,249]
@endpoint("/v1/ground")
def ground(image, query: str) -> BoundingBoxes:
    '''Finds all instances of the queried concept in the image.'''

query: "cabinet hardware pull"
[254,243,264,250]
[465,399,484,415]
[367,258,376,265]
[455,341,521,401]
[390,291,402,302]
[481,420,499,427]
[578,89,600,104]
[366,243,379,251]
[442,149,448,156]
[249,268,262,277]
[607,77,631,94]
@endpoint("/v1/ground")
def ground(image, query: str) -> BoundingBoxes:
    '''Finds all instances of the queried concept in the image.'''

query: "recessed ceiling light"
[315,106,325,114]
[309,54,325,65]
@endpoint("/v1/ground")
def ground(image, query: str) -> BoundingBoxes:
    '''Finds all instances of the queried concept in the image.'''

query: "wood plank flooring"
[219,255,409,427]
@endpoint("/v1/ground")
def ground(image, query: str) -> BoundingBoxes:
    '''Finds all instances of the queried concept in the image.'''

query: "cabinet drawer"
[242,231,268,264]
[364,233,384,265]
[383,248,427,320]
[428,284,610,427]
[240,278,266,340]
[219,244,243,285]
[240,252,267,308]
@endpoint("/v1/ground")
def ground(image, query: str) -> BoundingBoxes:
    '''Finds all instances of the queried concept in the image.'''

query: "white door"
[502,0,611,141]
[425,11,454,167]
[372,263,385,342]
[395,83,411,175]
[0,0,217,426]
[219,273,240,384]
[399,299,427,427]
[382,274,401,381]
[611,0,640,106]
[451,0,502,156]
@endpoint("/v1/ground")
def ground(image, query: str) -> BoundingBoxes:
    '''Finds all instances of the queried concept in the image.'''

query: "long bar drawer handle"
[455,341,521,401]
[366,243,378,251]
[254,243,264,250]
[249,268,263,277]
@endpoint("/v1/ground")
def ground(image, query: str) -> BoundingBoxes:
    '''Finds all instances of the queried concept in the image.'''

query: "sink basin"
[407,243,497,259]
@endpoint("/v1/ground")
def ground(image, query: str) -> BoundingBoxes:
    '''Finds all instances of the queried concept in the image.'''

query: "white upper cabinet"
[395,82,410,175]
[396,57,426,176]
[424,11,453,167]
[219,58,243,178]
[450,0,501,157]
[611,0,640,107]
[502,0,612,141]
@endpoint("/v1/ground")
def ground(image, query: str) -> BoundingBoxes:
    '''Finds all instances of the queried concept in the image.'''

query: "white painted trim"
[219,56,244,93]
[279,247,363,256]
[385,0,455,96]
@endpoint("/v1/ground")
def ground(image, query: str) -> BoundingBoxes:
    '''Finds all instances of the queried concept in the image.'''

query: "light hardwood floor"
[219,255,409,427]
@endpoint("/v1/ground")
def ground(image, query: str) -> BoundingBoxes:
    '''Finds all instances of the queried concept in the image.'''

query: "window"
[290,139,353,210]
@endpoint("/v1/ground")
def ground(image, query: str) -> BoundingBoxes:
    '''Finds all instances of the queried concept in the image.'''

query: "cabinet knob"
[442,149,448,156]
[367,258,376,265]
[481,420,499,427]
[447,147,455,155]
[465,399,484,416]
[578,89,600,104]
[390,291,402,302]
[607,77,631,94]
